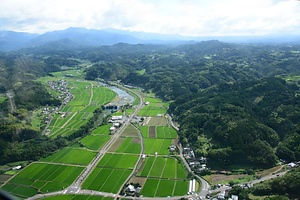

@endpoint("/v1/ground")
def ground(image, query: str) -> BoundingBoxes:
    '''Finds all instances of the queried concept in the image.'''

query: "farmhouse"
[12,165,22,170]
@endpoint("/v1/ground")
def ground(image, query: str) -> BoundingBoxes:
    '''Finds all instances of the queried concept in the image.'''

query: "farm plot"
[91,124,111,135]
[147,116,167,126]
[41,195,113,200]
[139,156,188,179]
[139,126,149,138]
[156,126,178,139]
[109,137,141,154]
[1,163,84,198]
[138,106,166,117]
[82,168,132,193]
[97,153,139,169]
[121,124,139,137]
[41,148,96,165]
[144,138,172,155]
[80,135,110,150]
[141,178,188,197]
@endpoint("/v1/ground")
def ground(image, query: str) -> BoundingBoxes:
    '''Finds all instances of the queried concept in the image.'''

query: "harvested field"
[0,174,12,185]
[204,174,247,185]
[121,124,139,137]
[132,137,140,143]
[149,126,156,138]
[108,137,125,152]
[147,116,167,126]
[128,176,147,187]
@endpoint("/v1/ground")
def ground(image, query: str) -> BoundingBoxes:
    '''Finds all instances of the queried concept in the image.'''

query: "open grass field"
[82,168,132,193]
[41,148,96,165]
[146,116,168,126]
[41,195,113,200]
[121,124,139,137]
[141,178,188,197]
[80,135,110,150]
[97,153,139,169]
[1,163,84,198]
[144,138,172,155]
[139,156,188,179]
[91,124,111,135]
[109,137,141,154]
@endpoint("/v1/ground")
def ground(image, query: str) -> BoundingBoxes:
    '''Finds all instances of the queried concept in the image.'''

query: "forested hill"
[170,77,300,168]
[83,41,300,168]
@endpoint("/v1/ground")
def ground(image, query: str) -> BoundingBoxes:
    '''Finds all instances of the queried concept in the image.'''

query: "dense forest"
[82,41,300,168]
[1,41,300,170]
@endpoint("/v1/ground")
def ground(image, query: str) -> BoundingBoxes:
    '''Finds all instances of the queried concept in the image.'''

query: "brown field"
[256,165,282,177]
[204,174,246,185]
[147,116,167,126]
[132,137,140,144]
[149,126,156,138]
[0,174,12,186]
[172,138,179,146]
[129,176,147,187]
[108,137,125,152]
[122,124,139,137]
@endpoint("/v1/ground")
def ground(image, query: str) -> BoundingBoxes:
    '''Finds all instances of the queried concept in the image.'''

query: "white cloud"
[0,0,299,36]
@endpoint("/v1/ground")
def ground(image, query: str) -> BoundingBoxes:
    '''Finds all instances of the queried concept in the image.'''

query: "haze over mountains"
[0,27,300,51]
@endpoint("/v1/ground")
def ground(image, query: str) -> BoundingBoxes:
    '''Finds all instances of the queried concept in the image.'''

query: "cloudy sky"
[0,0,299,36]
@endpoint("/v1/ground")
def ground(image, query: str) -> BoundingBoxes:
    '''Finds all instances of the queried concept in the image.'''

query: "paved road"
[168,114,211,200]
[207,168,289,199]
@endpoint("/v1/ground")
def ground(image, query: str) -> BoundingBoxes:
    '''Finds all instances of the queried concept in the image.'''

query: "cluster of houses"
[183,147,207,172]
[48,79,73,106]
[108,115,123,133]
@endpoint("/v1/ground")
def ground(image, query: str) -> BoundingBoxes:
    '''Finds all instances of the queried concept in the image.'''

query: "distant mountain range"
[0,27,300,51]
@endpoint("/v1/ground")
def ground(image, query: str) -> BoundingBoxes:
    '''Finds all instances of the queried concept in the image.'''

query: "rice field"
[1,163,84,198]
[82,168,132,193]
[41,148,96,165]
[41,195,113,200]
[144,138,172,155]
[138,156,188,179]
[80,135,110,150]
[91,124,111,135]
[141,178,188,197]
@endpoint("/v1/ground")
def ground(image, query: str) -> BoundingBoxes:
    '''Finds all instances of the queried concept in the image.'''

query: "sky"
[0,0,299,36]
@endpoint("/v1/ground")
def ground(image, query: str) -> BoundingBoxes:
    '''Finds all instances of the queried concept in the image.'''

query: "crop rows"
[41,148,96,165]
[1,163,84,198]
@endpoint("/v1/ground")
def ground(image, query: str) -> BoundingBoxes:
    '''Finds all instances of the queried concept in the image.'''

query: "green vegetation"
[139,156,188,179]
[144,138,172,155]
[80,135,110,150]
[97,153,139,169]
[82,167,132,193]
[0,163,84,198]
[141,178,188,197]
[251,167,300,199]
[91,124,111,135]
[41,147,96,165]
[41,195,113,200]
